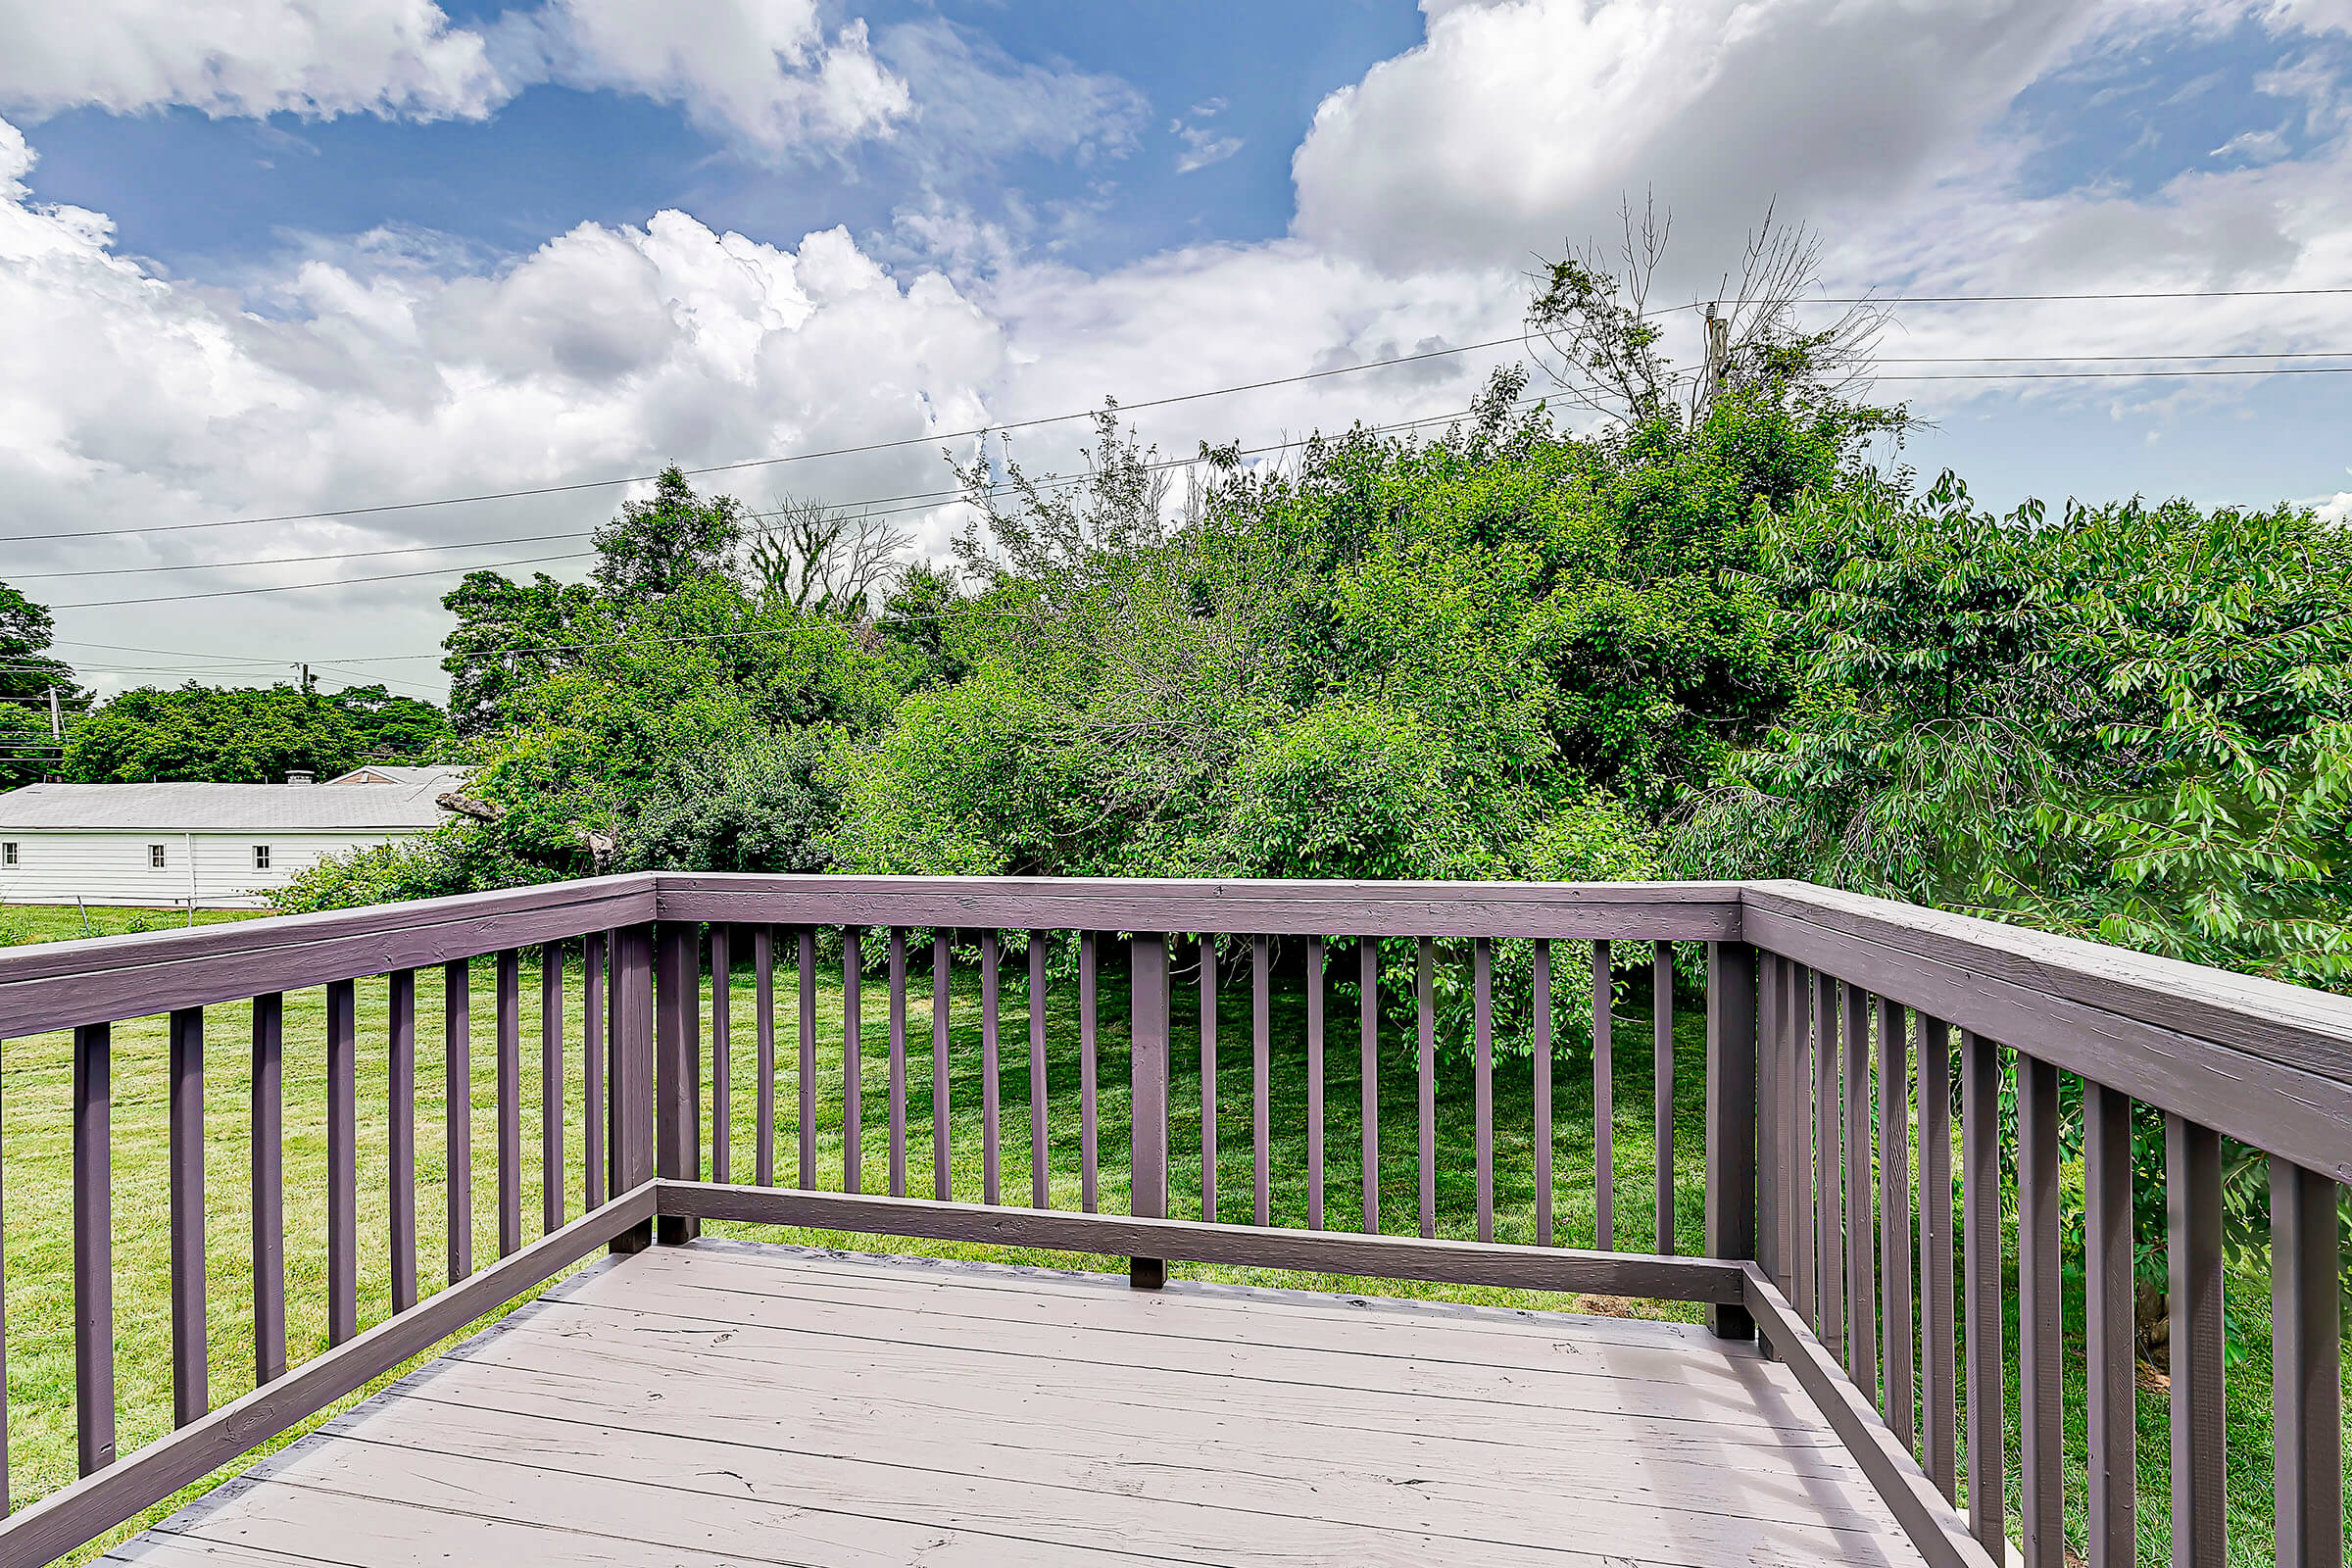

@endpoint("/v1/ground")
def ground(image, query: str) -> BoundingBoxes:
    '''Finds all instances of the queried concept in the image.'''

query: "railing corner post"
[1704,939,1758,1341]
[609,922,658,1255]
[1130,932,1169,1289]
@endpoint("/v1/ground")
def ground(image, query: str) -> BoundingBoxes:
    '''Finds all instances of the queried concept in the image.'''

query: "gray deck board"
[122,1241,1930,1567]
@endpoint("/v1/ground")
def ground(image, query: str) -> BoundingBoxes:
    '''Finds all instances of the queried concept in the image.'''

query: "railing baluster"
[797,927,816,1191]
[2271,1154,2343,1568]
[1961,1029,2006,1556]
[2167,1112,2226,1568]
[1918,1013,1956,1502]
[582,934,607,1211]
[1029,930,1048,1209]
[890,928,908,1200]
[1416,935,1435,1240]
[1083,930,1101,1214]
[169,1006,206,1427]
[1756,955,1785,1292]
[252,994,286,1382]
[541,943,564,1234]
[496,950,522,1257]
[1792,966,1817,1330]
[1842,982,1876,1396]
[326,979,358,1344]
[980,928,1000,1205]
[2083,1080,2134,1568]
[73,1022,115,1475]
[932,931,951,1202]
[844,926,862,1196]
[1653,941,1674,1255]
[1473,937,1493,1244]
[443,961,470,1284]
[2017,1053,2062,1567]
[753,925,774,1189]
[1359,936,1379,1237]
[1592,938,1612,1251]
[389,969,417,1312]
[1253,933,1271,1228]
[1877,995,1914,1448]
[710,924,732,1187]
[1815,970,1843,1352]
[1534,940,1552,1248]
[1194,934,1210,1223]
[1307,935,1325,1232]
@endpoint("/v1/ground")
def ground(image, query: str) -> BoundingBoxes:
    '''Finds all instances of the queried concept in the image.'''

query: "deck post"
[609,923,657,1254]
[1704,940,1758,1340]
[655,921,703,1246]
[1130,933,1169,1289]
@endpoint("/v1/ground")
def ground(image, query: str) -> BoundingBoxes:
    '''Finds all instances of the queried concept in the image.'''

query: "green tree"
[591,466,745,604]
[62,682,447,784]
[0,579,77,704]
[439,570,599,738]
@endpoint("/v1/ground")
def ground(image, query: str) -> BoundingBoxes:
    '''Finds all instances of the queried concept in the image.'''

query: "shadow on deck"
[110,1241,1925,1567]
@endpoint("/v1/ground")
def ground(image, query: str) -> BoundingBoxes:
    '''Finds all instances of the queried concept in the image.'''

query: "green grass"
[0,905,255,948]
[0,921,2340,1564]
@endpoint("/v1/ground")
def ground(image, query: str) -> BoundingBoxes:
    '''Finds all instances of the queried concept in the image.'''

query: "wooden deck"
[107,1241,1929,1567]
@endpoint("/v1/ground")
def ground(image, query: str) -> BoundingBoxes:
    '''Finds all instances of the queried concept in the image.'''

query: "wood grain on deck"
[108,1240,1929,1567]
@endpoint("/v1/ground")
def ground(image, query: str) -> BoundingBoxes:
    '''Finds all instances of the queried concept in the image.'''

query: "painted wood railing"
[0,874,2340,1568]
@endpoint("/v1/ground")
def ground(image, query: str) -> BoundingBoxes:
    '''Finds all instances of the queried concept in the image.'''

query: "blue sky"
[2,0,2350,694]
[22,4,1428,283]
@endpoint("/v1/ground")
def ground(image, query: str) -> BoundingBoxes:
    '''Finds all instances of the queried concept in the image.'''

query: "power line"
[45,549,596,611]
[1874,365,2352,382]
[2,335,1536,547]
[1876,349,2352,363]
[1790,285,2352,305]
[38,396,1530,614]
[9,288,2350,554]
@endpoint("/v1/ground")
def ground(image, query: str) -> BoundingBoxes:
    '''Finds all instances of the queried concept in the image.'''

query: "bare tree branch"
[1527,192,1898,429]
[746,495,912,618]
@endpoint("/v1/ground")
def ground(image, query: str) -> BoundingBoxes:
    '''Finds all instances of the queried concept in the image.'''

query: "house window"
[1,842,15,867]
[252,845,271,871]
[148,844,167,870]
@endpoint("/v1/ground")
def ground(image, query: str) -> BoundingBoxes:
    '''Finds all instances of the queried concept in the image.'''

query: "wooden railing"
[0,874,2339,1568]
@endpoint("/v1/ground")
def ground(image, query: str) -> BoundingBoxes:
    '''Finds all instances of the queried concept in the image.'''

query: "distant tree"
[332,683,453,760]
[439,570,601,738]
[875,560,974,686]
[745,494,911,618]
[591,466,745,604]
[1528,195,1894,430]
[62,682,448,783]
[0,579,77,703]
[0,579,80,780]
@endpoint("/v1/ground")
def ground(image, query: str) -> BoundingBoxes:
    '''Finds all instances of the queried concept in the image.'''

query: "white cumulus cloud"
[1291,0,2108,272]
[503,0,911,154]
[0,0,505,121]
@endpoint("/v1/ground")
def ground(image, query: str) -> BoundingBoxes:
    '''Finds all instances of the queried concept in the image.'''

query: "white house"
[0,766,471,908]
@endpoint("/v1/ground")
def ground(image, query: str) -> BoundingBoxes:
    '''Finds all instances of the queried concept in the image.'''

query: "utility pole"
[293,662,315,697]
[46,684,60,741]
[1701,303,1731,411]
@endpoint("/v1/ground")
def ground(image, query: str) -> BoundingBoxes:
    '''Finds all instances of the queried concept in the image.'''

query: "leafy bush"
[623,728,842,874]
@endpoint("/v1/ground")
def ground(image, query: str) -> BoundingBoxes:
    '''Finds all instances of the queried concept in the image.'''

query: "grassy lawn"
[0,917,2339,1563]
[0,905,255,947]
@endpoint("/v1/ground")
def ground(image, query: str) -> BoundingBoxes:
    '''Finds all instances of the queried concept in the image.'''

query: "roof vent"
[285,769,315,786]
